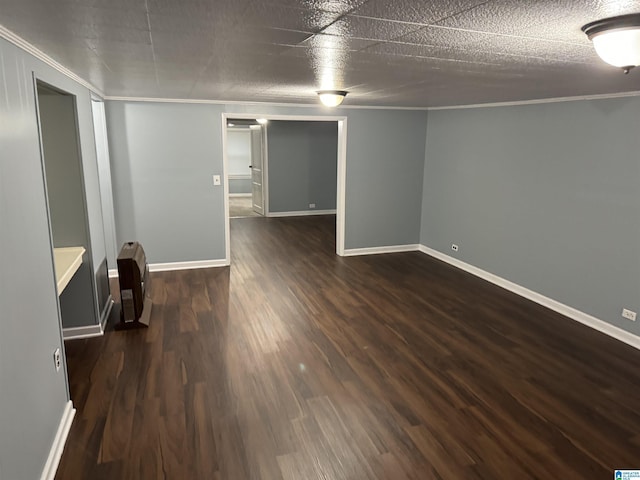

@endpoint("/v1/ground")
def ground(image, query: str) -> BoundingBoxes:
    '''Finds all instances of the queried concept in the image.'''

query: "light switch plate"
[213,175,221,186]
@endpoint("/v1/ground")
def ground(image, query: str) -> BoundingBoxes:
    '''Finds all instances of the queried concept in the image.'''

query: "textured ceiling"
[1,0,640,107]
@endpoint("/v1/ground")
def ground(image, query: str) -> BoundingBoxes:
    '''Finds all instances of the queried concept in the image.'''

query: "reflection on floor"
[229,195,260,218]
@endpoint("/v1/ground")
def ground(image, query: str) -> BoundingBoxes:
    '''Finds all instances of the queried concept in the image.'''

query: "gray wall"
[229,178,252,195]
[38,94,89,249]
[105,102,428,261]
[421,97,640,336]
[345,109,427,249]
[267,120,338,213]
[0,35,106,479]
[227,129,251,175]
[227,129,252,195]
[106,101,227,263]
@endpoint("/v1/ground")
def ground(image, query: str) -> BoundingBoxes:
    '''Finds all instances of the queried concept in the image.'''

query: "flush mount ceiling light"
[317,90,348,107]
[582,13,640,74]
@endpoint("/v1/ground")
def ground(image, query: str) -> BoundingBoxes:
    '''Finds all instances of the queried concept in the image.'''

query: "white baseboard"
[343,244,420,257]
[149,259,229,272]
[229,193,252,197]
[110,260,228,277]
[419,245,640,351]
[63,297,112,340]
[267,209,336,218]
[63,323,103,340]
[40,400,75,480]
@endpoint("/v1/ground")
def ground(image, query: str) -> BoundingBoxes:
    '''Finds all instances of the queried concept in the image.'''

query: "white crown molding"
[419,245,640,351]
[102,90,640,111]
[428,90,640,111]
[342,244,420,257]
[267,209,337,218]
[149,259,229,272]
[0,24,105,97]
[103,95,429,111]
[40,401,75,480]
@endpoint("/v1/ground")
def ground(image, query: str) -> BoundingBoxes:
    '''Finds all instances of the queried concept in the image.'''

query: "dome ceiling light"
[317,90,348,107]
[582,13,640,74]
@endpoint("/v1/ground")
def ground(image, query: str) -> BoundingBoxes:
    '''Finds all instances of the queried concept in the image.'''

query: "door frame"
[221,113,348,261]
[250,124,267,216]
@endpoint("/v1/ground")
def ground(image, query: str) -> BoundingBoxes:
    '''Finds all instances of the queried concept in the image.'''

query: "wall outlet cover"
[451,244,459,252]
[622,308,637,321]
[54,348,61,372]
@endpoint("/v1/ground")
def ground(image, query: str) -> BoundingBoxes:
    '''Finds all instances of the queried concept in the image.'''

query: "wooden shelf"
[54,247,85,295]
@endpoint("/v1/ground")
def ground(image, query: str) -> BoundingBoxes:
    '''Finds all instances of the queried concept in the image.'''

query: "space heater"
[116,241,152,329]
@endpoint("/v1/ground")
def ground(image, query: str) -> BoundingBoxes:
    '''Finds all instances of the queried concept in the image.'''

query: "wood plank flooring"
[229,196,260,218]
[57,215,640,479]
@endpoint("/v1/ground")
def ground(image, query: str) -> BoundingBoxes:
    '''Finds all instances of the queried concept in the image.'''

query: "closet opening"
[35,81,101,342]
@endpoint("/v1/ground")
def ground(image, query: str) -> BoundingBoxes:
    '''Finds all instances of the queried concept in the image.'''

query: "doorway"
[226,119,266,218]
[221,113,348,263]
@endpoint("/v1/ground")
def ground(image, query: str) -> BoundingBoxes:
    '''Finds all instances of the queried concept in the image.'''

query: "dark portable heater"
[116,241,152,329]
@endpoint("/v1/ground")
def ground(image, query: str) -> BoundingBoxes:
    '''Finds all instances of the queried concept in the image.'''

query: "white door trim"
[221,113,348,263]
[249,125,266,215]
[261,124,270,216]
[221,116,231,264]
[336,119,347,257]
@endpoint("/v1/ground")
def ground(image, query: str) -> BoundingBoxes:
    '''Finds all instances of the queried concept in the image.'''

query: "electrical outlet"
[53,348,61,372]
[622,308,637,321]
[309,203,316,209]
[451,244,459,252]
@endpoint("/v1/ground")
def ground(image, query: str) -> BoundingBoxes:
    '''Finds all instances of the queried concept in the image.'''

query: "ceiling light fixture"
[256,118,268,125]
[582,13,640,74]
[317,90,348,107]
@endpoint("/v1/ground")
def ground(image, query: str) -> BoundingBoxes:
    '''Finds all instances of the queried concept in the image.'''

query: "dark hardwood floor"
[57,215,640,479]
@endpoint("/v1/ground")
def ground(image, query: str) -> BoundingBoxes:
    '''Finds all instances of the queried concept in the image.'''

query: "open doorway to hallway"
[222,113,348,263]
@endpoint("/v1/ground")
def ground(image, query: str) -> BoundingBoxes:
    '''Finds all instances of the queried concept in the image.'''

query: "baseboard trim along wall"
[149,259,229,272]
[63,323,104,340]
[110,259,228,278]
[229,193,252,198]
[40,400,75,480]
[268,209,337,218]
[342,244,420,257]
[419,245,640,351]
[63,297,114,340]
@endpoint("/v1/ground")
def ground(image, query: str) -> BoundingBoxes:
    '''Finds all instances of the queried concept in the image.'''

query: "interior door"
[250,126,265,215]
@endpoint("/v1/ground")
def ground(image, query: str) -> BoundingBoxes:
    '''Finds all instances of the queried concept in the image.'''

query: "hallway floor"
[229,195,260,218]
